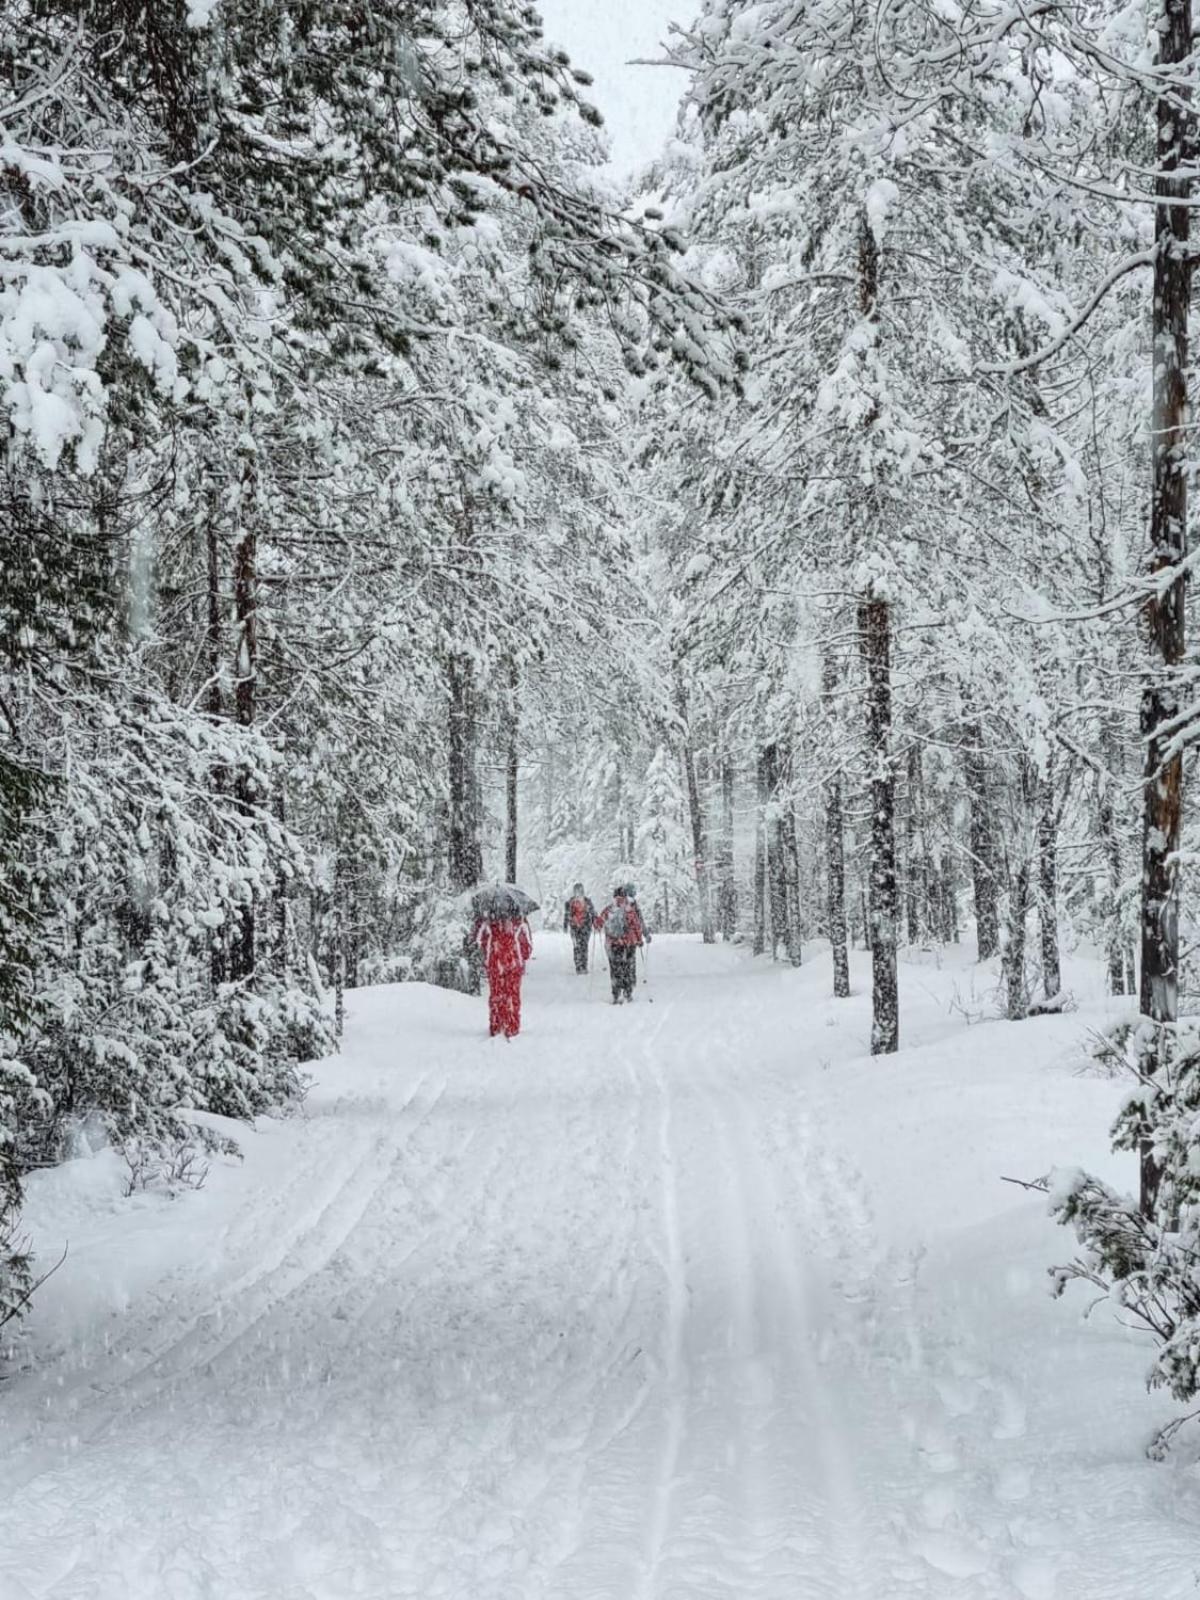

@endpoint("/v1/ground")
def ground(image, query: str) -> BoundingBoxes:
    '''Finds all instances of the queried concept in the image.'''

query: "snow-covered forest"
[3,0,1200,1593]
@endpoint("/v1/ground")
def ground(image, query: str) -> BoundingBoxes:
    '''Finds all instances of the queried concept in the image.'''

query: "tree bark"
[1004,859,1031,1020]
[682,730,715,944]
[965,728,999,961]
[205,492,228,990]
[229,446,257,984]
[825,775,850,998]
[762,742,789,960]
[1098,726,1133,995]
[505,662,518,885]
[822,652,850,996]
[904,744,922,945]
[753,749,767,956]
[860,598,899,1054]
[718,757,737,940]
[1038,768,1061,1001]
[1140,0,1191,1217]
[447,654,480,894]
[784,802,804,965]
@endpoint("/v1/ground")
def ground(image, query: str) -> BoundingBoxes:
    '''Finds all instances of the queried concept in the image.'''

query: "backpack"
[606,903,628,939]
[569,897,588,928]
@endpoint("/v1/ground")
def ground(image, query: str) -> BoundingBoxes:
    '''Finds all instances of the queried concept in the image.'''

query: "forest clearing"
[4,937,1196,1600]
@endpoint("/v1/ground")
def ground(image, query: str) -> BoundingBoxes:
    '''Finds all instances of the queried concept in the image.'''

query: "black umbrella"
[468,883,540,920]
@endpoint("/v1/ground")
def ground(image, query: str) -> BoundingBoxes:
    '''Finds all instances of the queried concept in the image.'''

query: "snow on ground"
[1,934,1198,1599]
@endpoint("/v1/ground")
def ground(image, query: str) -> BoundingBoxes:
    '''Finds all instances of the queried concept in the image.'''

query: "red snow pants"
[488,969,523,1038]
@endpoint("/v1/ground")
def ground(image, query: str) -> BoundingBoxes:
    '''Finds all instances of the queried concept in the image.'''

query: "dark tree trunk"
[825,776,850,998]
[229,457,257,984]
[682,731,715,944]
[505,663,518,885]
[1038,769,1061,1001]
[1140,0,1191,1216]
[1004,860,1031,1021]
[938,851,958,945]
[823,653,850,996]
[447,654,480,894]
[333,849,346,1041]
[718,758,737,939]
[1098,727,1133,995]
[905,744,926,946]
[762,742,789,960]
[784,802,804,965]
[965,728,999,961]
[753,750,767,956]
[205,503,228,989]
[275,786,289,983]
[860,598,898,1054]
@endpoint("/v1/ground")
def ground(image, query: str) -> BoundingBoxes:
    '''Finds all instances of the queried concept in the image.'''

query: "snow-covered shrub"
[403,893,482,995]
[188,982,326,1121]
[0,1057,41,1330]
[1052,1017,1200,1450]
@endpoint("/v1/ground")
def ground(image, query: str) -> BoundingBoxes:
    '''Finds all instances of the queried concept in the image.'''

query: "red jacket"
[475,916,532,976]
[595,898,645,948]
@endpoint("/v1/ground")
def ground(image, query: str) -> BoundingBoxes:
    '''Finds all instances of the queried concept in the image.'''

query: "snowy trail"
[2,935,1198,1598]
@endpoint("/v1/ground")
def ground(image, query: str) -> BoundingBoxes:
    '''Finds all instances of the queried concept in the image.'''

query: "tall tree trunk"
[965,728,999,960]
[1140,0,1191,1216]
[333,843,346,1042]
[229,446,257,984]
[823,653,850,996]
[763,742,789,959]
[1004,859,1031,1020]
[205,497,228,990]
[1038,767,1062,1001]
[718,757,737,939]
[682,731,715,944]
[753,749,767,956]
[447,654,479,894]
[505,662,518,885]
[825,775,850,998]
[860,598,899,1054]
[905,743,929,947]
[1098,726,1133,995]
[784,803,804,965]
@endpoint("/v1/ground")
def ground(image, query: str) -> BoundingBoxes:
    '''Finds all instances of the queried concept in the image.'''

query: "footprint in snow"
[994,1464,1031,1502]
[991,1384,1027,1441]
[910,1528,992,1579]
[1011,1552,1058,1599]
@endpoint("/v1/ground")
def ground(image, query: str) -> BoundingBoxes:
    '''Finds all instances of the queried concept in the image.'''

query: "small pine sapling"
[1051,1018,1200,1453]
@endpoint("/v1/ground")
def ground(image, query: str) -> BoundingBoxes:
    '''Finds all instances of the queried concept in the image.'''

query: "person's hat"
[613,885,626,897]
[572,881,584,894]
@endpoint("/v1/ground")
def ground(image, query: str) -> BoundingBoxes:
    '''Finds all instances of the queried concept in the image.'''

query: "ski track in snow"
[1,936,1198,1598]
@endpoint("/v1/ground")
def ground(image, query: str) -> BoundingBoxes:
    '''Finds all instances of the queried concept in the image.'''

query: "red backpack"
[569,897,588,928]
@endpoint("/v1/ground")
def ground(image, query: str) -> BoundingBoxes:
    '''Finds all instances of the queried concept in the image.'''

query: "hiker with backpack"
[563,882,596,974]
[595,884,650,1005]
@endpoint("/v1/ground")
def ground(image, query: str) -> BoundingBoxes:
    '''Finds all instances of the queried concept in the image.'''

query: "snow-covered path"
[3,937,1199,1598]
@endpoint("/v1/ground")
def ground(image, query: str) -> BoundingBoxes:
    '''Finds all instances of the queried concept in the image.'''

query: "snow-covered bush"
[1052,1018,1200,1450]
[0,1057,41,1330]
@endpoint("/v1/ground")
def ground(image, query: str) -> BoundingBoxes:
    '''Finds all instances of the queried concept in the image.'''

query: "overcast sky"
[536,0,692,175]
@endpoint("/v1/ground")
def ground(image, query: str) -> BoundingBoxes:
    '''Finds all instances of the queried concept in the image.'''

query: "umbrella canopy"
[468,883,540,920]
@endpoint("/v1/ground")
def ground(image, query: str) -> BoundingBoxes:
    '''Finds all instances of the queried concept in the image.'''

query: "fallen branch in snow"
[1001,1174,1050,1194]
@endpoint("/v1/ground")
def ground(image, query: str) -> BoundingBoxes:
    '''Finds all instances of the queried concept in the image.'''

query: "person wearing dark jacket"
[563,883,596,973]
[595,885,650,1004]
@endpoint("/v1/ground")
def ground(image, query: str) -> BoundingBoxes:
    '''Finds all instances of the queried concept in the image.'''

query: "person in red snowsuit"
[475,915,532,1038]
